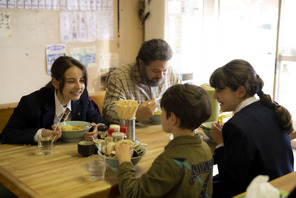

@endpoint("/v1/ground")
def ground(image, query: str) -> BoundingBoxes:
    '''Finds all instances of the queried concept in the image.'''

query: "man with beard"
[103,39,181,124]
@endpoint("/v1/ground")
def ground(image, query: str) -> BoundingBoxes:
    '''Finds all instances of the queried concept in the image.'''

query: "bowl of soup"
[106,146,147,171]
[59,121,92,142]
[149,108,162,124]
[97,139,147,171]
[100,146,147,171]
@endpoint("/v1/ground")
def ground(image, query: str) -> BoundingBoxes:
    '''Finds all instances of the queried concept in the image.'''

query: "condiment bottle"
[120,126,127,139]
[112,132,124,142]
[105,128,114,142]
[108,128,114,136]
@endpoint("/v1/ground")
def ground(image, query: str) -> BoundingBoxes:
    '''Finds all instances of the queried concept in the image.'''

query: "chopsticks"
[114,100,139,120]
[148,97,161,105]
[52,108,70,142]
[155,97,161,102]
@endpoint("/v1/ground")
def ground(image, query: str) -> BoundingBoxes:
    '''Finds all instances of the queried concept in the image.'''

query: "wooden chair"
[89,91,106,115]
[0,103,17,134]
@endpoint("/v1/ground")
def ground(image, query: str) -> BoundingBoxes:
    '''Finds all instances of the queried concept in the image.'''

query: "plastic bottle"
[105,128,115,142]
[108,128,114,136]
[120,126,127,139]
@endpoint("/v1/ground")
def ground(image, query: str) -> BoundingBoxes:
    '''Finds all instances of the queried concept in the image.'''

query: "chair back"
[89,91,106,115]
[0,103,17,134]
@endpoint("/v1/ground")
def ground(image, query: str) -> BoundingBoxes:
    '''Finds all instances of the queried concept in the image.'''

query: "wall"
[0,0,143,104]
[144,0,165,41]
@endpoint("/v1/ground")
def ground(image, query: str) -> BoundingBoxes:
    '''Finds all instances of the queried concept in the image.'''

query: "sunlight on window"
[277,61,296,119]
[276,0,296,120]
[164,0,295,121]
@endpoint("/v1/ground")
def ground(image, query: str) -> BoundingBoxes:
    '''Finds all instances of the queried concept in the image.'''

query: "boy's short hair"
[160,83,212,131]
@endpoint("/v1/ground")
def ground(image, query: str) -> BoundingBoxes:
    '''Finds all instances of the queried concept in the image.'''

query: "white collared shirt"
[34,90,72,142]
[54,91,72,124]
[234,96,258,113]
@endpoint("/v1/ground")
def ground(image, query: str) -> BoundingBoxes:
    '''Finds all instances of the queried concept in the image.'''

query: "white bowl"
[149,108,162,124]
[59,121,92,142]
[149,114,161,124]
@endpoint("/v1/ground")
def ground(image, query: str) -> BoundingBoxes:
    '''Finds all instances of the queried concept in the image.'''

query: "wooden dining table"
[0,122,173,198]
[0,120,296,198]
[0,121,214,198]
[0,121,294,198]
[233,171,296,198]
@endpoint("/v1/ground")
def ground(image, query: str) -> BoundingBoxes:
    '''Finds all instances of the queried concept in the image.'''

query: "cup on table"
[88,154,106,181]
[38,135,53,155]
[93,139,105,153]
[78,140,96,157]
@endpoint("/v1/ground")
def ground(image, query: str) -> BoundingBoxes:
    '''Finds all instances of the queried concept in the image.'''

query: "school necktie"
[60,108,71,122]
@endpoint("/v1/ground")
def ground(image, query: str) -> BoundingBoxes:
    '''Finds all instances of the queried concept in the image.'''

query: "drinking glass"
[38,135,53,155]
[88,154,106,181]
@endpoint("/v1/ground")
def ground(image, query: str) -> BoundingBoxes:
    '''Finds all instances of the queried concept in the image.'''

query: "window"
[166,0,278,93]
[147,0,295,121]
[275,0,296,120]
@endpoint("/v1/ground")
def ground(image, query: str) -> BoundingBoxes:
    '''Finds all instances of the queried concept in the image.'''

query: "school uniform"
[213,100,294,197]
[0,87,108,145]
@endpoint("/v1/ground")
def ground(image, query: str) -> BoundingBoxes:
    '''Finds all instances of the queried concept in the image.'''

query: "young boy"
[116,83,213,198]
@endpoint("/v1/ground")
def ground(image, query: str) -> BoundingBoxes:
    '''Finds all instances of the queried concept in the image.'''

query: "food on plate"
[154,110,162,115]
[217,112,234,125]
[61,124,87,131]
[114,139,136,150]
[102,141,116,156]
[104,136,113,142]
[101,139,138,158]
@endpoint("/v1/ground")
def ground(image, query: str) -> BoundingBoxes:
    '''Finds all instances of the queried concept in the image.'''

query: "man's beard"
[141,67,164,87]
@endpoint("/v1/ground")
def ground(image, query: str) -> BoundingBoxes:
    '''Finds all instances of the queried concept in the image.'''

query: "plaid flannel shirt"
[103,63,181,124]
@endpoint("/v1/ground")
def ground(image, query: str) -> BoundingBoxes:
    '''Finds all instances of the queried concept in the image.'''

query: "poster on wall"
[59,11,97,43]
[59,0,114,43]
[69,46,97,68]
[97,0,114,40]
[46,44,66,75]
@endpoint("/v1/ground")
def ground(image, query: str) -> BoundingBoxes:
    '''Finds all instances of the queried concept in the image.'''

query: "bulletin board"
[0,1,120,104]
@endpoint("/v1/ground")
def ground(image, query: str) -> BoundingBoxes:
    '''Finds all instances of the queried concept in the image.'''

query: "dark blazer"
[0,87,109,145]
[213,101,294,197]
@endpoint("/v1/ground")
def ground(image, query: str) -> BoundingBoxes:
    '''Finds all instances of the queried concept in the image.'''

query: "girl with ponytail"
[209,59,294,198]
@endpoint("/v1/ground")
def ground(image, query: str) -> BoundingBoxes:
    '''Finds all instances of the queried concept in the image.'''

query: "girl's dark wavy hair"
[45,56,87,96]
[210,59,293,134]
